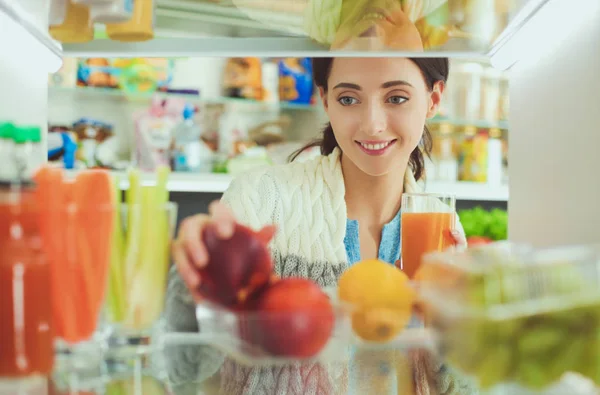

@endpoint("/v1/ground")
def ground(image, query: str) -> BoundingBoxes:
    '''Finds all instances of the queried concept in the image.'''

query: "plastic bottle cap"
[183,104,195,120]
[25,127,42,143]
[12,126,41,144]
[0,122,15,139]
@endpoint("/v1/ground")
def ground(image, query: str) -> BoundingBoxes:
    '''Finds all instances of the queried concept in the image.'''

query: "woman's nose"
[361,103,387,136]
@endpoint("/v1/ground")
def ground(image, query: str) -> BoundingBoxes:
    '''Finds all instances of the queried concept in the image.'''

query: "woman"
[165,57,477,394]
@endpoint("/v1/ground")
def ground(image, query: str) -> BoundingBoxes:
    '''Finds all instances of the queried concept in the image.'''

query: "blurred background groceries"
[47,56,509,239]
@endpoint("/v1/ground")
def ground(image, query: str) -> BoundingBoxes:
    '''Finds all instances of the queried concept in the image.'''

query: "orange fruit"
[338,259,415,342]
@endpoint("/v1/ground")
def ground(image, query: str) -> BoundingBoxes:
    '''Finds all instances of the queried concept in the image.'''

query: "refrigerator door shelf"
[0,0,63,73]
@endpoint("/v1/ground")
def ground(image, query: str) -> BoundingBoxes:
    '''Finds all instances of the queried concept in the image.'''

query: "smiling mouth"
[355,139,397,155]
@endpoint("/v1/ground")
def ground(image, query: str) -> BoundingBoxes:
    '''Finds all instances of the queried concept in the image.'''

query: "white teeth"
[360,141,391,151]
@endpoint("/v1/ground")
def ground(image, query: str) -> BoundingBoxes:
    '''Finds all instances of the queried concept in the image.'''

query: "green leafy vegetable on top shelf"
[458,207,507,241]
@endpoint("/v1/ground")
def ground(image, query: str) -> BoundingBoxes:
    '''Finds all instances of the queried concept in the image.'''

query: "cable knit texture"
[163,148,476,394]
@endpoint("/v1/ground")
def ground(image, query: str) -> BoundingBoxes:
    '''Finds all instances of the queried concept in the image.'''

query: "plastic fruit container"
[160,287,437,367]
[417,242,600,393]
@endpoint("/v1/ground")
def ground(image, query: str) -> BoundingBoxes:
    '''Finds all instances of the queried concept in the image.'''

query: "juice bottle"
[49,0,94,44]
[401,211,454,279]
[0,182,54,378]
[106,0,155,42]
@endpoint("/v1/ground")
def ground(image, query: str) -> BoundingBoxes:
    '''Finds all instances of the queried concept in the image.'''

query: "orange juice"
[401,212,454,279]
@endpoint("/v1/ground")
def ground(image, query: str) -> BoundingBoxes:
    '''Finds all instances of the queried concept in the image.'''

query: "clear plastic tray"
[416,242,600,391]
[160,287,437,367]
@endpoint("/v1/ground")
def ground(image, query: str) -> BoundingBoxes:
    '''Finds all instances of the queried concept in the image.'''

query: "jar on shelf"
[447,62,484,122]
[481,67,504,123]
[487,128,504,186]
[433,123,458,182]
[458,125,489,182]
[49,0,94,44]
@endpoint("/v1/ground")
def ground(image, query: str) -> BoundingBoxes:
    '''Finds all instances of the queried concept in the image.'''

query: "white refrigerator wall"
[508,6,600,247]
[0,0,50,168]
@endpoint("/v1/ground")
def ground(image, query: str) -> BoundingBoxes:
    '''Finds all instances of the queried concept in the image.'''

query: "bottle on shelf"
[435,123,459,183]
[171,104,214,173]
[487,128,504,186]
[105,0,155,42]
[0,124,53,380]
[49,0,94,44]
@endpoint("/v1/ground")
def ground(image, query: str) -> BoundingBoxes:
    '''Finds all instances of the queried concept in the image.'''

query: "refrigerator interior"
[1,1,600,394]
[0,0,599,246]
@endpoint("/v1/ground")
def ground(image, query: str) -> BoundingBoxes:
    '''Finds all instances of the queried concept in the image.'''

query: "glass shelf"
[48,86,318,111]
[429,116,509,130]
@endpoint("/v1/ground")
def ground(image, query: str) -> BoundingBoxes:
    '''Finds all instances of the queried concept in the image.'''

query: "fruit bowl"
[190,287,354,366]
[417,242,600,392]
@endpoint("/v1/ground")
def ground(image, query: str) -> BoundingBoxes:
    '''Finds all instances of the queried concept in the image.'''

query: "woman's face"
[321,58,443,177]
[332,0,424,50]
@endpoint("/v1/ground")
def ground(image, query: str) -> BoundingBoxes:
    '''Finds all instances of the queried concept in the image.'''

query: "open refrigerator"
[1,0,600,394]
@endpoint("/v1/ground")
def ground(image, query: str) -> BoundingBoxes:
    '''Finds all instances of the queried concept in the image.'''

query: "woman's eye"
[338,97,358,106]
[387,96,408,105]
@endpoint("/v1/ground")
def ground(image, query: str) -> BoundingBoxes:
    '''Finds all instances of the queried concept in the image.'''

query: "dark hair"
[290,57,449,181]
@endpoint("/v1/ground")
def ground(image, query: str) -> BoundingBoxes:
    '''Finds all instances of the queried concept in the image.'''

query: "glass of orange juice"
[401,193,456,279]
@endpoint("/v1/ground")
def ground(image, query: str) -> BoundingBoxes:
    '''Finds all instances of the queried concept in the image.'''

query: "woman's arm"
[162,171,281,385]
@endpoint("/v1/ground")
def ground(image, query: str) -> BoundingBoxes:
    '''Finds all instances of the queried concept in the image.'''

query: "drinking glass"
[401,193,456,279]
[102,202,178,358]
[52,202,116,372]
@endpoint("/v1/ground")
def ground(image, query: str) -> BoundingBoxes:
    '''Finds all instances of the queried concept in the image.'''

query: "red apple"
[196,223,276,307]
[467,236,493,246]
[246,277,335,358]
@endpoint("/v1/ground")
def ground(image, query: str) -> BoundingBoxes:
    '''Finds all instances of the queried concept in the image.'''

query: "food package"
[72,118,114,168]
[222,58,263,101]
[133,98,184,171]
[278,58,314,105]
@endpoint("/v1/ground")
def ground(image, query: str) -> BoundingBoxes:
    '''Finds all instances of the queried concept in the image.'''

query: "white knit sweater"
[163,148,475,395]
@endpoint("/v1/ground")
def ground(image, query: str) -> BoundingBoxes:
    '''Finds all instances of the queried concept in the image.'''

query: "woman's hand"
[449,229,467,249]
[171,201,236,301]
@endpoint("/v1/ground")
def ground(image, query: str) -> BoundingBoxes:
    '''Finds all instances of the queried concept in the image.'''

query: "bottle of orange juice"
[105,0,155,42]
[49,0,94,43]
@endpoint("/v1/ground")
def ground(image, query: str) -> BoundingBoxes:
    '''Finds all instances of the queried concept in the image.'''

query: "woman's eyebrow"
[333,82,361,90]
[381,80,413,89]
[332,80,414,90]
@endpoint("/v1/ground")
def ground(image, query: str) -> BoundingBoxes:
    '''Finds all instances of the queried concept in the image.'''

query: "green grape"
[546,337,586,381]
[517,324,564,355]
[473,346,513,389]
[515,360,550,390]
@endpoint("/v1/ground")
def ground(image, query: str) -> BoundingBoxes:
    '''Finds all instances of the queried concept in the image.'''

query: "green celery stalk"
[106,174,126,323]
[125,167,171,330]
[123,169,142,294]
[126,186,157,329]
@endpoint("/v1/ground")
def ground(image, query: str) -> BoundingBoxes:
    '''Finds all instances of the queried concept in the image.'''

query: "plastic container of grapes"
[160,287,437,367]
[416,242,600,393]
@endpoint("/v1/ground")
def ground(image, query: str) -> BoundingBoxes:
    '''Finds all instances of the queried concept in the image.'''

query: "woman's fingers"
[208,201,235,239]
[172,239,200,289]
[180,214,209,268]
[450,229,467,247]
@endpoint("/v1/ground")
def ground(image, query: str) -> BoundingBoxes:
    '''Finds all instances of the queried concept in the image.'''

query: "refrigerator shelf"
[48,85,318,111]
[62,170,508,200]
